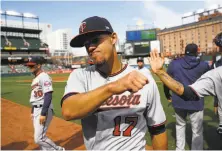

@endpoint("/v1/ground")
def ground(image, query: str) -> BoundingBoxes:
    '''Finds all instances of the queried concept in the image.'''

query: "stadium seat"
[1,36,7,48]
[6,36,24,48]
[25,37,41,49]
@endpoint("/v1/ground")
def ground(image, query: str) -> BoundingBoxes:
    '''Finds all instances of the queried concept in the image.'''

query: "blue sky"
[1,0,221,55]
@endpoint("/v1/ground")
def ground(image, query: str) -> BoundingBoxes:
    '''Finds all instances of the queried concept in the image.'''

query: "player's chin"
[94,60,105,66]
[92,57,105,65]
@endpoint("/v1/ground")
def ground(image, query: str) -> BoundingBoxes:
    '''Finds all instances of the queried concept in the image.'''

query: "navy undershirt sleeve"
[41,92,52,116]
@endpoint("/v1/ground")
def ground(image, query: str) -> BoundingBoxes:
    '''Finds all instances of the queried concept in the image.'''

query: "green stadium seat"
[25,37,41,50]
[1,36,45,50]
[6,36,24,48]
[1,36,7,48]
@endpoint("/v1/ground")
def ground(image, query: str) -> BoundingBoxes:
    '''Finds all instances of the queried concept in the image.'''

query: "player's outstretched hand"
[148,49,164,74]
[110,70,148,94]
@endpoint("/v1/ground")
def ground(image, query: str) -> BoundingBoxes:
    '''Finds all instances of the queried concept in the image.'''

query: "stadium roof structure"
[0,10,38,19]
[1,10,40,31]
[1,26,42,34]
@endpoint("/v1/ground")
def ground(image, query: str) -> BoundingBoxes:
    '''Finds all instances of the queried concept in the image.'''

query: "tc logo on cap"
[79,22,86,33]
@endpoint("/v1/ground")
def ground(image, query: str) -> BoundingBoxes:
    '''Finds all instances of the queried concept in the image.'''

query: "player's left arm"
[145,77,168,150]
[41,92,52,116]
[40,75,53,116]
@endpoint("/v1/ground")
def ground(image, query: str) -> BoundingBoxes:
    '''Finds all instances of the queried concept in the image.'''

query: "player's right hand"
[30,114,34,120]
[109,70,148,94]
[148,49,165,74]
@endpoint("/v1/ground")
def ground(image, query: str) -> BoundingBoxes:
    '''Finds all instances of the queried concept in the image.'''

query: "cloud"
[142,1,182,29]
[142,0,222,29]
[71,0,222,56]
[133,17,146,30]
[204,0,222,8]
[132,17,145,25]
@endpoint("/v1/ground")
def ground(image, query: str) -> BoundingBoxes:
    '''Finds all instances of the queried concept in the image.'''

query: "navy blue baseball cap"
[25,56,45,66]
[70,16,114,47]
[185,43,198,56]
[137,57,144,62]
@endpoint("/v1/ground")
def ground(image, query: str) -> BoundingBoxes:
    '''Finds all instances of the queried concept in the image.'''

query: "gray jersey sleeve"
[63,69,86,96]
[145,76,166,127]
[40,73,53,93]
[190,67,222,97]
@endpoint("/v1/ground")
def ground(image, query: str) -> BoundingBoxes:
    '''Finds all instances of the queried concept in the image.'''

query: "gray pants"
[33,107,62,150]
[175,108,203,151]
[215,97,222,125]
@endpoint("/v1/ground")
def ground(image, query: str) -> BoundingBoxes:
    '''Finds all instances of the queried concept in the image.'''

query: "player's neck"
[110,59,122,75]
[96,53,122,77]
[35,70,42,77]
[139,66,143,69]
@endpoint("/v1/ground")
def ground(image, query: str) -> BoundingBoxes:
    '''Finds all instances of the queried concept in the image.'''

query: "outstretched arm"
[148,51,184,95]
[148,50,200,101]
[155,69,184,95]
[156,69,185,95]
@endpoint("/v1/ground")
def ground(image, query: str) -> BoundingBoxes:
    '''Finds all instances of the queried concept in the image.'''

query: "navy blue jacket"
[164,55,210,111]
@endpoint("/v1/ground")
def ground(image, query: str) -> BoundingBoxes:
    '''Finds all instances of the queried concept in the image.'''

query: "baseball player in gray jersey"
[25,56,64,151]
[61,16,168,150]
[136,57,152,75]
[149,32,222,142]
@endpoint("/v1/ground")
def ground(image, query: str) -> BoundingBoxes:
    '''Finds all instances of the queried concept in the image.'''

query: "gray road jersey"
[63,64,166,150]
[30,72,53,106]
[136,67,152,76]
[190,66,222,124]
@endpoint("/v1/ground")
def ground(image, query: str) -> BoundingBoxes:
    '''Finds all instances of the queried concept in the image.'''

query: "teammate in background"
[25,56,64,151]
[61,16,167,150]
[136,57,151,75]
[148,32,222,143]
[163,43,210,150]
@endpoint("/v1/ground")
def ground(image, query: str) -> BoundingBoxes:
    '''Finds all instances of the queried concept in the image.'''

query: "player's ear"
[110,32,117,45]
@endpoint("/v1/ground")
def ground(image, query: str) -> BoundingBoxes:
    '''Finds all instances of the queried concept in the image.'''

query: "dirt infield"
[1,98,85,150]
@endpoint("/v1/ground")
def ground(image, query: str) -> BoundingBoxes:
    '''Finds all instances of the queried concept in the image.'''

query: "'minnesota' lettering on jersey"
[100,94,141,109]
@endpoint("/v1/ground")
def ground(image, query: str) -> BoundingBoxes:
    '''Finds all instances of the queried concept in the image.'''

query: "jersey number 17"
[113,116,138,137]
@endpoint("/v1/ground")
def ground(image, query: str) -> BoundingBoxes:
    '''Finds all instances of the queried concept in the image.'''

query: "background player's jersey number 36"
[34,89,43,98]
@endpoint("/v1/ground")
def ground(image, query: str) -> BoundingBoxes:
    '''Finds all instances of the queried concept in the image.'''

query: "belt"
[33,104,43,108]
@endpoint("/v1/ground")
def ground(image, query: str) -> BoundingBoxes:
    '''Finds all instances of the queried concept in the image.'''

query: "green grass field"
[1,73,222,149]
